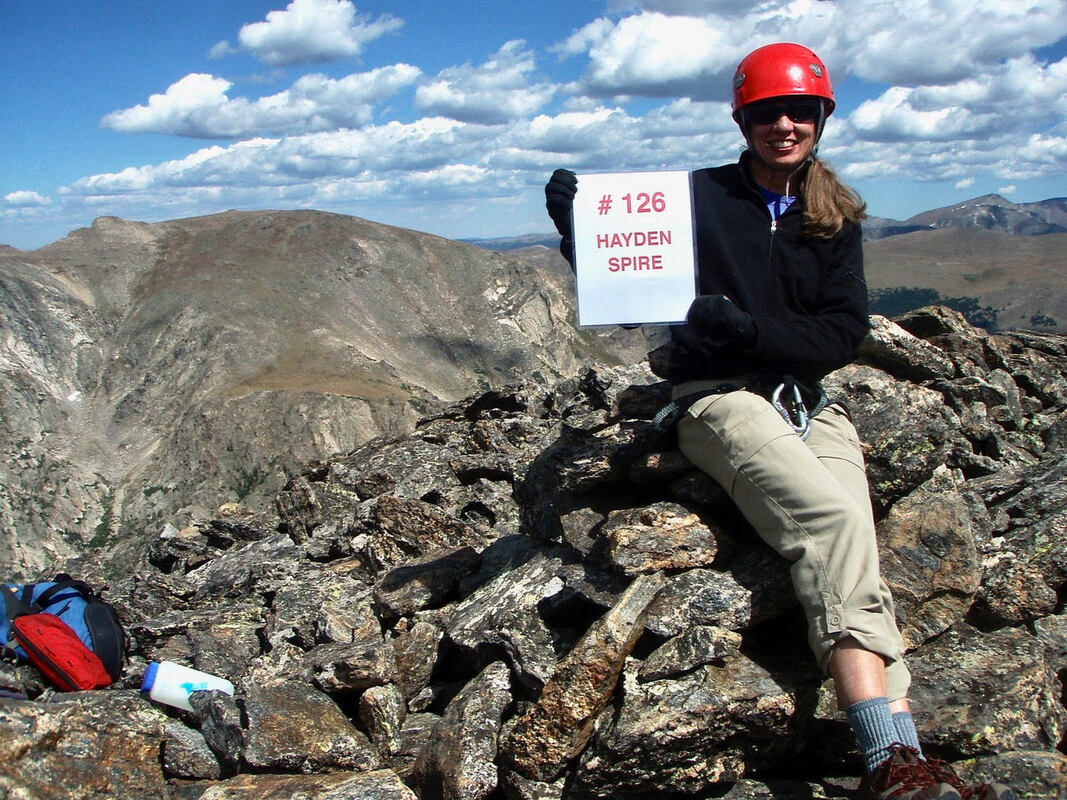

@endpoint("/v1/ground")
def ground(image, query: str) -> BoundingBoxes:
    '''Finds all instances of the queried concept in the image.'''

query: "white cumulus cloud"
[68,100,745,221]
[101,66,421,138]
[415,41,556,124]
[4,190,51,207]
[102,74,234,137]
[849,87,976,142]
[835,0,1067,85]
[10,0,1067,248]
[559,0,1067,101]
[848,55,1067,143]
[559,12,744,99]
[992,133,1067,180]
[220,0,403,67]
[613,0,755,14]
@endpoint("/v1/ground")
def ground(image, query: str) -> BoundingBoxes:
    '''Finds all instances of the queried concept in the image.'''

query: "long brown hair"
[800,156,867,239]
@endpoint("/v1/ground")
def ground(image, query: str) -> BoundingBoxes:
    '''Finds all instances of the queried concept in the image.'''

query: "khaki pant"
[674,382,911,702]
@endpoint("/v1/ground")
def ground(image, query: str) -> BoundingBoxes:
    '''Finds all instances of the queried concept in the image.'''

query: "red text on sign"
[608,255,663,272]
[596,229,672,248]
[622,192,666,213]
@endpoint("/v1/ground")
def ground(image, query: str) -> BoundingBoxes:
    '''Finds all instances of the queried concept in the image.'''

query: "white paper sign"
[572,170,696,327]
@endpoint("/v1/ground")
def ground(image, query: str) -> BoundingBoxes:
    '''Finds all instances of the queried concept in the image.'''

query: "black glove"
[686,294,756,346]
[545,169,577,239]
[647,340,680,379]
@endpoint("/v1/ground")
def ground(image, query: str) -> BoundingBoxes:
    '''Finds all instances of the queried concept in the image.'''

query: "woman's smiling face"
[742,98,820,189]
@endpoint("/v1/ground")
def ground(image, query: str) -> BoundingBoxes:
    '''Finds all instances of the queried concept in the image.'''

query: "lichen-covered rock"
[824,364,959,511]
[875,465,981,649]
[356,495,488,576]
[952,750,1067,800]
[360,683,407,758]
[188,689,244,770]
[499,572,666,782]
[374,545,482,618]
[393,620,444,702]
[0,692,171,799]
[644,567,755,637]
[601,502,719,576]
[242,679,381,773]
[308,636,398,693]
[193,769,419,799]
[637,625,743,683]
[161,719,223,780]
[907,624,1066,756]
[572,651,806,797]
[411,661,513,800]
[858,314,957,382]
[440,550,570,694]
[969,457,1067,626]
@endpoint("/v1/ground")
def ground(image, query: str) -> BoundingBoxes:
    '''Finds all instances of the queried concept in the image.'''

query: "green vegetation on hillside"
[868,287,999,332]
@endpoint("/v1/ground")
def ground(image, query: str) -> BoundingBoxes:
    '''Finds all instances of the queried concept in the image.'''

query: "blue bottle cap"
[141,661,159,693]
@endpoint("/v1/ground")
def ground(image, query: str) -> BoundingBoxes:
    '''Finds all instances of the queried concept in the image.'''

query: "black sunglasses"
[744,100,821,126]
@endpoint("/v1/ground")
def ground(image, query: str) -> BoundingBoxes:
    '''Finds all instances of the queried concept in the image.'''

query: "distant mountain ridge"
[467,193,1067,251]
[463,233,562,251]
[863,194,1067,333]
[865,194,1067,240]
[487,193,1067,334]
[0,210,656,578]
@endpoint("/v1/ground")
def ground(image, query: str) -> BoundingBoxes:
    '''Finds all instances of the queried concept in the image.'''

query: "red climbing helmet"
[731,43,835,121]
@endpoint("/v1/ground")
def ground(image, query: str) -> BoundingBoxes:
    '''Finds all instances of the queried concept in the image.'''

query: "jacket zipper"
[768,163,804,265]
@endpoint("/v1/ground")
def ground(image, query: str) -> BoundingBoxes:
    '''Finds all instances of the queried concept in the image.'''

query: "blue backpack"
[1,575,127,684]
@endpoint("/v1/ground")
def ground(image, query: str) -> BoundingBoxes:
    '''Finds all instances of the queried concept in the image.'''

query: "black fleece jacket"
[663,153,869,385]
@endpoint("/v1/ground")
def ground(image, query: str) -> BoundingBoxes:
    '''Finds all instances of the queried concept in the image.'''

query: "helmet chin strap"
[775,157,814,198]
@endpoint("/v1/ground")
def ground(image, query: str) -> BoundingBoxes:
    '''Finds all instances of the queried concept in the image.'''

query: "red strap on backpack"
[11,613,112,691]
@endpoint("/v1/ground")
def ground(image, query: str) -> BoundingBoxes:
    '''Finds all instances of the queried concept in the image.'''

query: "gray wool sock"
[892,710,923,757]
[846,696,899,773]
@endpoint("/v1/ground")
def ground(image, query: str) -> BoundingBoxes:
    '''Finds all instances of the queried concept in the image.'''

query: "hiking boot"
[860,744,962,800]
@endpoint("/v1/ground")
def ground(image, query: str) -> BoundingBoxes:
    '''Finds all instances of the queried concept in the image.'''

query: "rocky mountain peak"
[0,210,658,579]
[2,305,1065,798]
[903,194,1066,235]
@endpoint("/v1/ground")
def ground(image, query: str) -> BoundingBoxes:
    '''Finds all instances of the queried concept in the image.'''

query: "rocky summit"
[2,305,1065,799]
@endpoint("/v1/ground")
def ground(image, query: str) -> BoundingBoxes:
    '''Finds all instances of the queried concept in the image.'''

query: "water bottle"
[141,660,234,712]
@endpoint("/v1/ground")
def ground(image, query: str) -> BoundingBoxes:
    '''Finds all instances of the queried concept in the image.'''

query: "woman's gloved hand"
[686,294,756,346]
[545,169,577,239]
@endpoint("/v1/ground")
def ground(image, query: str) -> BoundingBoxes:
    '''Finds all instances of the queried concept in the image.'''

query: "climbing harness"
[652,383,744,430]
[653,377,829,439]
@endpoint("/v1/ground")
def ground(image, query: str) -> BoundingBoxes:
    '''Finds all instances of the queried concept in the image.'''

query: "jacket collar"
[738,149,812,200]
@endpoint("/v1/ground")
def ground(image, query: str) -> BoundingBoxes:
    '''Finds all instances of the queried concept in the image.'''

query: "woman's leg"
[803,404,911,705]
[676,391,906,679]
[676,391,999,797]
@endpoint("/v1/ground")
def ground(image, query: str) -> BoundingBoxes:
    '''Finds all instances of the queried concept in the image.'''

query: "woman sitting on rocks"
[544,41,1015,800]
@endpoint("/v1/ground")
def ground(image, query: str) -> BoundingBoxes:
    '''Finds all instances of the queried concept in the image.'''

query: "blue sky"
[2,0,1066,249]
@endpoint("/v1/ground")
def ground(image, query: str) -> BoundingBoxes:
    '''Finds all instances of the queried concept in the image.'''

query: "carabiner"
[771,381,812,439]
